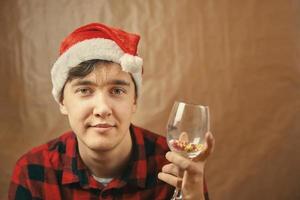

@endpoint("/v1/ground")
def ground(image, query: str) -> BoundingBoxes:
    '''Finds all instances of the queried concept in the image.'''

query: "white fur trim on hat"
[51,38,143,102]
[120,53,143,73]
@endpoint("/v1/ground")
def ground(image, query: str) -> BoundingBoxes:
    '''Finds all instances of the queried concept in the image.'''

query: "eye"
[75,87,93,96]
[110,87,126,96]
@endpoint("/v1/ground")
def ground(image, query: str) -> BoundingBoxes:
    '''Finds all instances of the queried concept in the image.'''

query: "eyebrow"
[71,79,131,87]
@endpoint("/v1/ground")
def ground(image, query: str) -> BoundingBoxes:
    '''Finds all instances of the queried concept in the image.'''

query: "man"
[9,23,214,199]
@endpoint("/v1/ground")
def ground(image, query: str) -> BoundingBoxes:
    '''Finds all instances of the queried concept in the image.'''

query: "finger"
[194,132,215,162]
[165,151,192,170]
[162,163,182,177]
[158,172,182,188]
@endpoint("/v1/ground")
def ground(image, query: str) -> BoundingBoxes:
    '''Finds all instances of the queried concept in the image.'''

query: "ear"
[59,100,68,115]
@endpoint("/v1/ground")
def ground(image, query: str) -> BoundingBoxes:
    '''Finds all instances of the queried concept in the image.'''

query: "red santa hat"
[51,23,143,102]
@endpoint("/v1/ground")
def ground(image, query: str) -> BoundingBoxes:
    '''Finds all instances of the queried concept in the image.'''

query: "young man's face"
[59,62,137,153]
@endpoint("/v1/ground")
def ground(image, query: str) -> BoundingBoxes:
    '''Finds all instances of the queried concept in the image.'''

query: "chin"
[86,140,117,152]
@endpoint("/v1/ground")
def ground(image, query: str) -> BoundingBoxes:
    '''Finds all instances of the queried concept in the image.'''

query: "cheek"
[66,100,92,122]
[113,101,136,121]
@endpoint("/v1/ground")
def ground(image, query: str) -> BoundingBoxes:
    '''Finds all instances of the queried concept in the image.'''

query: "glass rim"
[174,101,209,108]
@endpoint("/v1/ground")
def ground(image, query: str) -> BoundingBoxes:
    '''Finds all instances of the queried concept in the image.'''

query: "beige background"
[1,0,300,199]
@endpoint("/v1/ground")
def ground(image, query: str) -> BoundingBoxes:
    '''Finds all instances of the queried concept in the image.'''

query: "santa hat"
[51,23,143,102]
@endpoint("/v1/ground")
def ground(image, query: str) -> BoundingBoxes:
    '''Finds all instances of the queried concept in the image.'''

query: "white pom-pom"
[120,53,143,73]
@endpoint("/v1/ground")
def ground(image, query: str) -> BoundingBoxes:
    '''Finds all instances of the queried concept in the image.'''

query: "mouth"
[88,123,116,132]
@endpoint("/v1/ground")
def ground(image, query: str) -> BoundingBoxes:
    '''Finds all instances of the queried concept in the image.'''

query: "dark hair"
[67,59,111,81]
[59,59,137,102]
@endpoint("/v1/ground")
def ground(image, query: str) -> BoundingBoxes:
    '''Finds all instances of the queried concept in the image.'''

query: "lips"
[89,123,116,132]
[92,123,114,128]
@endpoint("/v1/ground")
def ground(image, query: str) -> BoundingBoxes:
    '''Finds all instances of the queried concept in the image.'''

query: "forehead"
[71,62,133,84]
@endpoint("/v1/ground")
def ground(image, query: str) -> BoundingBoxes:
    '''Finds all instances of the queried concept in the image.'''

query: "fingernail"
[157,173,162,179]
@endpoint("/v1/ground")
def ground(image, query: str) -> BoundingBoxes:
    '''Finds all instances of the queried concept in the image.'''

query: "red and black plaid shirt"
[9,125,209,200]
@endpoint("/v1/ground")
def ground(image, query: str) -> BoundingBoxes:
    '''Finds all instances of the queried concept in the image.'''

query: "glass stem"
[171,188,183,200]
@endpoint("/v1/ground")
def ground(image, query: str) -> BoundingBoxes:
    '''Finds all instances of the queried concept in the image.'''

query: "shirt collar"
[61,133,90,187]
[118,125,148,188]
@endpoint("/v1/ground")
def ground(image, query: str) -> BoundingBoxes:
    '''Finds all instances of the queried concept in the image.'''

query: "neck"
[78,129,133,178]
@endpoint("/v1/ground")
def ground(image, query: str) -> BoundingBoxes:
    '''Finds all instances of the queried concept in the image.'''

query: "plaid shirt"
[9,125,209,200]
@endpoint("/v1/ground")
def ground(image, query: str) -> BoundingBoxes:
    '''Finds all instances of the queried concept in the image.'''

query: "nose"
[92,93,112,119]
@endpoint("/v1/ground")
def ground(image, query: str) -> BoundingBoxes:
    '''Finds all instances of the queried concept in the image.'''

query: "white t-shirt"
[92,175,113,186]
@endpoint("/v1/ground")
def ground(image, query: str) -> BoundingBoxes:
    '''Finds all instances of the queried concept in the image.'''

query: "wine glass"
[167,101,210,200]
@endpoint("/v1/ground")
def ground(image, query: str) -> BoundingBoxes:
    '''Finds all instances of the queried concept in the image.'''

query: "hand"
[158,132,215,200]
